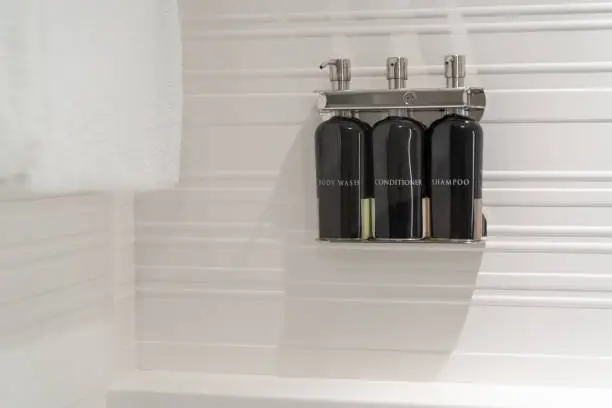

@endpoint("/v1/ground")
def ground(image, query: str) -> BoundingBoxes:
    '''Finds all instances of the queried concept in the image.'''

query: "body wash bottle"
[315,58,372,240]
[428,55,484,241]
[371,57,427,240]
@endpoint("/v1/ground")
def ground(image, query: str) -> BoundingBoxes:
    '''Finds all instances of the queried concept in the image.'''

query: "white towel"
[0,0,182,192]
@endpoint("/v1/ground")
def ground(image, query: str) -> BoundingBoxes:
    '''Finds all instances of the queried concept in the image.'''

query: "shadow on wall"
[265,107,484,381]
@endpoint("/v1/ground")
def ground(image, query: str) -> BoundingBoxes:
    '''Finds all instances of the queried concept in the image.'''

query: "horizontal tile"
[138,269,283,292]
[138,342,276,374]
[183,90,612,126]
[278,347,449,381]
[282,298,470,351]
[480,251,612,274]
[137,186,274,202]
[490,225,612,238]
[483,170,612,191]
[0,194,109,247]
[136,270,612,315]
[184,94,317,124]
[486,89,612,122]
[190,13,612,35]
[178,172,278,190]
[484,188,612,207]
[179,169,612,186]
[181,3,612,22]
[135,189,273,223]
[137,265,282,284]
[138,178,612,230]
[136,292,283,344]
[442,352,612,388]
[181,121,612,176]
[0,247,107,303]
[283,243,484,276]
[137,219,612,239]
[186,20,612,40]
[0,232,108,268]
[474,288,612,309]
[181,124,303,174]
[286,282,475,302]
[67,393,107,408]
[485,240,612,254]
[0,304,111,408]
[181,121,612,181]
[139,281,284,294]
[0,278,108,335]
[136,222,274,240]
[485,207,612,227]
[186,61,612,79]
[456,307,612,355]
[185,72,612,94]
[486,236,612,245]
[136,240,282,269]
[286,263,480,287]
[477,271,612,292]
[184,31,612,70]
[483,123,612,172]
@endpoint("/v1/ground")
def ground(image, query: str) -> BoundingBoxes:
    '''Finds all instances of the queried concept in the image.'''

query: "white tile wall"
[0,192,135,408]
[135,0,612,387]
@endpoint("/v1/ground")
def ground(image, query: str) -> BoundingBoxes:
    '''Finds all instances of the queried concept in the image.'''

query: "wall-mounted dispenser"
[316,54,486,243]
[429,55,484,242]
[371,57,427,241]
[314,58,372,241]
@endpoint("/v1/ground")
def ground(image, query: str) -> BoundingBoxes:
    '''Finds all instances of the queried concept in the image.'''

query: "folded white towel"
[0,0,182,192]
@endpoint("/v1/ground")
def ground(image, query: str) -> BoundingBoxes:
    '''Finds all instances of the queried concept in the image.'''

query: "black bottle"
[429,55,484,241]
[315,58,372,240]
[372,57,427,240]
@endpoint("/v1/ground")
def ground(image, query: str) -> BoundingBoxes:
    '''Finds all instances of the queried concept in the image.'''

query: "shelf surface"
[109,371,612,408]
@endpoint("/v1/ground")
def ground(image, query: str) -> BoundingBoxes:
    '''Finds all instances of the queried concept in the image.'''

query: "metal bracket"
[316,87,486,124]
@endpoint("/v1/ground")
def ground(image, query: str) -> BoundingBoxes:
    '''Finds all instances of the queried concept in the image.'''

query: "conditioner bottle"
[371,57,427,240]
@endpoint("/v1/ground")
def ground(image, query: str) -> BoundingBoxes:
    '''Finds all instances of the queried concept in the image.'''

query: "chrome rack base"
[317,87,486,123]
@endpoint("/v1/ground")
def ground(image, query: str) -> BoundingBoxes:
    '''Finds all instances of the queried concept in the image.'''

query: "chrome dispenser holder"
[314,54,487,245]
[316,54,486,126]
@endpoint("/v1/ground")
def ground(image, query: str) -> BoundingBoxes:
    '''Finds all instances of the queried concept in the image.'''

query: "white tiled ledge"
[109,371,612,408]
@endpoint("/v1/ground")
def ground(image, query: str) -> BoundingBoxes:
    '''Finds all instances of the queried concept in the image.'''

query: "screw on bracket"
[402,92,417,105]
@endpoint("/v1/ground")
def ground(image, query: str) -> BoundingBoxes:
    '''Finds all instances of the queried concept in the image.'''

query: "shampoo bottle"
[428,55,484,241]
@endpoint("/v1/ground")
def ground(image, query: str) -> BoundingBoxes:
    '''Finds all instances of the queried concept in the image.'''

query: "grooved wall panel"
[0,193,135,408]
[135,0,612,387]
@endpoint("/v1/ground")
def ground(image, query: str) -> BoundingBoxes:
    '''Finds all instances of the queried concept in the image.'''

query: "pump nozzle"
[386,56,408,90]
[320,58,351,90]
[444,54,466,88]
